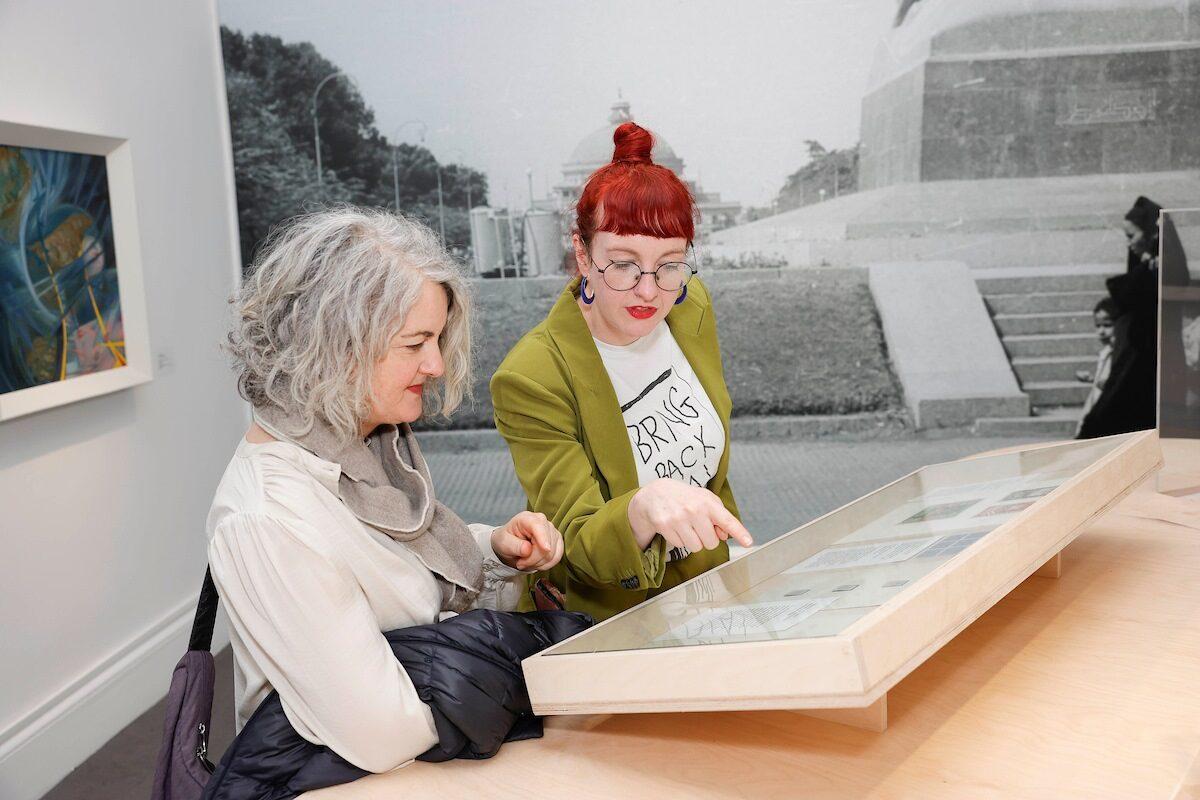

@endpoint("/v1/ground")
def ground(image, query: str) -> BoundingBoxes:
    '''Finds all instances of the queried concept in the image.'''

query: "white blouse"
[205,437,527,773]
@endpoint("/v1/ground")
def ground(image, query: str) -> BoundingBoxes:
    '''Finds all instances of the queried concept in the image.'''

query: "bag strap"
[188,567,220,652]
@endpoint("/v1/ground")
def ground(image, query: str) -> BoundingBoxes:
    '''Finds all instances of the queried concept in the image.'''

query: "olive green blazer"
[489,275,740,622]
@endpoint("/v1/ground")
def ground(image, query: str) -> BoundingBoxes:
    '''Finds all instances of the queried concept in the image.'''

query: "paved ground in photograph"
[426,434,1055,543]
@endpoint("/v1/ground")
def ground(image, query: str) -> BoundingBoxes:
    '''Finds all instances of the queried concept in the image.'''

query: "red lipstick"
[406,384,423,395]
[626,306,656,320]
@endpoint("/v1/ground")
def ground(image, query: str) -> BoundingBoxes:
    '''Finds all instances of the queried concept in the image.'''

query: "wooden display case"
[522,430,1162,730]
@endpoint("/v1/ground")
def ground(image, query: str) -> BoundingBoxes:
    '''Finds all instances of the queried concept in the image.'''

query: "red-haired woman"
[490,121,751,622]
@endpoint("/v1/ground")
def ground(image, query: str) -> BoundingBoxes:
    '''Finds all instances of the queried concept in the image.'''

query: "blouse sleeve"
[208,512,439,773]
[468,521,531,612]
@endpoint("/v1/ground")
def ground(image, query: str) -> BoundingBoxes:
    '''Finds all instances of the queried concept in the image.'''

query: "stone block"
[922,60,981,92]
[860,66,924,192]
[1024,380,1093,406]
[984,291,1107,315]
[974,413,1080,437]
[877,40,1199,188]
[1169,129,1200,168]
[1101,125,1173,173]
[868,261,1027,429]
[931,14,1035,55]
[1034,127,1103,176]
[1011,355,1097,384]
[923,88,1035,139]
[974,268,1113,295]
[1002,333,1101,359]
[1103,49,1171,85]
[916,395,1029,427]
[993,311,1096,336]
[1161,79,1200,121]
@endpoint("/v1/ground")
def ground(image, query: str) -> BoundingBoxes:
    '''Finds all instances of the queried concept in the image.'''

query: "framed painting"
[0,120,151,421]
[522,431,1162,730]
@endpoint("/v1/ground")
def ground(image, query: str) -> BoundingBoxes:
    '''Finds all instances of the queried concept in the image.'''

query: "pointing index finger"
[712,507,753,548]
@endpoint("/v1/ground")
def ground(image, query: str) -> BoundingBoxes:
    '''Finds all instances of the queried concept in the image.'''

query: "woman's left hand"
[491,511,564,572]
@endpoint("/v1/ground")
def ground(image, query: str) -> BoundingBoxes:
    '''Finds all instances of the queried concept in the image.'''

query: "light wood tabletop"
[309,439,1200,800]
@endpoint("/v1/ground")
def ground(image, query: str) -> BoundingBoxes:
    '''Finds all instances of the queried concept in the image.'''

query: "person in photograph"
[490,121,752,623]
[208,207,563,772]
[1074,297,1116,438]
[1078,196,1172,437]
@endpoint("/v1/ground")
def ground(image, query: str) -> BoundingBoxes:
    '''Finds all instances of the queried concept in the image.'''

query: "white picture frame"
[0,119,152,421]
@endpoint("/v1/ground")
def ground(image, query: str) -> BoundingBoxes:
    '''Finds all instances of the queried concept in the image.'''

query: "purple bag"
[151,569,219,800]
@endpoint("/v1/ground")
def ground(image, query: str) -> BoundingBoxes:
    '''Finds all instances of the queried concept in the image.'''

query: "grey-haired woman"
[207,207,563,773]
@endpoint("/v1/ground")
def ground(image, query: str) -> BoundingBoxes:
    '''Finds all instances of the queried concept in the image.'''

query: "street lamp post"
[436,168,445,245]
[442,147,477,269]
[445,148,471,211]
[390,120,427,211]
[312,71,350,188]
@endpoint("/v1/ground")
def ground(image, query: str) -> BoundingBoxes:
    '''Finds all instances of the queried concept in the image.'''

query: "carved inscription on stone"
[1056,88,1157,125]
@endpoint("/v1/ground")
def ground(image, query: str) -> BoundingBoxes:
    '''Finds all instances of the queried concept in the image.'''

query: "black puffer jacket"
[201,609,591,800]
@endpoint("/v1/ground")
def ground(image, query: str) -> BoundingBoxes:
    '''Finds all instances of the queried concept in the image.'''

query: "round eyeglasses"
[587,254,697,292]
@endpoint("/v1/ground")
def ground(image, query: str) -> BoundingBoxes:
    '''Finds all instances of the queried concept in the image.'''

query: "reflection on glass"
[1160,209,1200,439]
[550,435,1131,655]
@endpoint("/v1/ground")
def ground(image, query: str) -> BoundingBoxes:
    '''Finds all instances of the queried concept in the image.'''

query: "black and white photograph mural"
[10,3,1200,799]
[215,0,1200,540]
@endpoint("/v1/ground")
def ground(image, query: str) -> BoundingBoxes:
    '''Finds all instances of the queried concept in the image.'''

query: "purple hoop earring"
[580,275,595,305]
[674,284,688,305]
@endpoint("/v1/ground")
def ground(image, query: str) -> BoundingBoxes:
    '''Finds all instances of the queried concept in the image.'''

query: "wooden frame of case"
[523,430,1162,729]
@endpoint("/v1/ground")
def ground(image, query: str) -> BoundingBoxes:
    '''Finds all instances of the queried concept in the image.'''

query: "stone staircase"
[972,265,1113,437]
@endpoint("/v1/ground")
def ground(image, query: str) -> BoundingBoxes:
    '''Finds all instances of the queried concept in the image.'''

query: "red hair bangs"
[575,122,696,245]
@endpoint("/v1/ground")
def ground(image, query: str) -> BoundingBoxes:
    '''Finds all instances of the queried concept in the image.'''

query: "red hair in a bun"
[575,121,696,245]
[611,122,654,164]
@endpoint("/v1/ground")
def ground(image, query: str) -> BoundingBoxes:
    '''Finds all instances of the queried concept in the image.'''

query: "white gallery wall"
[0,2,244,797]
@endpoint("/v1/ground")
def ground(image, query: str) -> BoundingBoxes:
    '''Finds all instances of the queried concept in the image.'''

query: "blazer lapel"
[666,282,731,421]
[545,278,640,497]
[543,277,730,498]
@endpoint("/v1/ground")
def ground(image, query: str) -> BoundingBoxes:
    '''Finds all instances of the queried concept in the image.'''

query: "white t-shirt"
[593,322,725,559]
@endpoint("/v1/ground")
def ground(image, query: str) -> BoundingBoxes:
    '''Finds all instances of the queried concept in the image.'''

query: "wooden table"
[310,440,1200,800]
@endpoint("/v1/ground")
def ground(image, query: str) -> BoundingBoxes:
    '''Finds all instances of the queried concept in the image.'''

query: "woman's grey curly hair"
[226,206,473,442]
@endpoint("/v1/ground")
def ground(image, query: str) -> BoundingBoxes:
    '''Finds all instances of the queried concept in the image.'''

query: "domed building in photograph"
[554,97,742,238]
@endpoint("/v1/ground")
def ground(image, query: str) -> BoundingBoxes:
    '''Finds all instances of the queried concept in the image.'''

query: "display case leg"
[1034,552,1062,579]
[798,693,887,732]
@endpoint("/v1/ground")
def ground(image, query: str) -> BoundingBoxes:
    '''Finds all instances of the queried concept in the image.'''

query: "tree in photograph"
[220,25,489,261]
[221,27,387,196]
[224,72,354,267]
[775,140,860,213]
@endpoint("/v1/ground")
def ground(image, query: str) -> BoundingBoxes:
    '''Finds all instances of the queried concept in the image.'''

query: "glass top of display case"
[547,434,1138,656]
[524,427,1160,720]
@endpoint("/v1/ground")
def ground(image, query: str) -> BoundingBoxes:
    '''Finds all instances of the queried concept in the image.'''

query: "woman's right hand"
[627,479,753,554]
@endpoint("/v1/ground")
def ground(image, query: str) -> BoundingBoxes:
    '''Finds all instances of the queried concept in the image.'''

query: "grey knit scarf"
[253,403,483,613]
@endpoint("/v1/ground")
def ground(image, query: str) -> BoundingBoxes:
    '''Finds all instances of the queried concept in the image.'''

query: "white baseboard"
[0,596,230,800]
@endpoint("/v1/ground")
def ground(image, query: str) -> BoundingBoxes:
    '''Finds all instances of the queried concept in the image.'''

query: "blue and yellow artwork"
[0,144,125,396]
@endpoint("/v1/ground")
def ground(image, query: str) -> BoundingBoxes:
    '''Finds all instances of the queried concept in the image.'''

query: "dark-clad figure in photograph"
[1078,196,1189,438]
